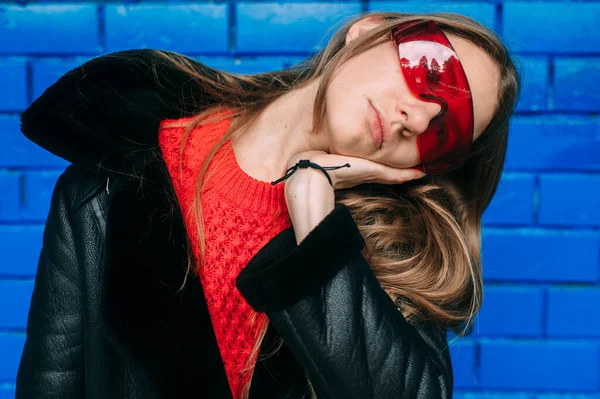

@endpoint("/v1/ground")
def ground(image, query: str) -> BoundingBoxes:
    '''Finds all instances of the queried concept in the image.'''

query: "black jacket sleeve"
[15,172,86,398]
[236,204,453,399]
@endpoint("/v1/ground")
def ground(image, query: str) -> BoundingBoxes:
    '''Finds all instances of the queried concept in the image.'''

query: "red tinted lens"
[392,21,474,174]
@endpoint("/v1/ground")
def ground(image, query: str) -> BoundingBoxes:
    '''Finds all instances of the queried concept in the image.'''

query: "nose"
[396,100,442,137]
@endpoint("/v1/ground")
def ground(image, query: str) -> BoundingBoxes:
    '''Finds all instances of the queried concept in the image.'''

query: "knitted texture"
[158,112,291,398]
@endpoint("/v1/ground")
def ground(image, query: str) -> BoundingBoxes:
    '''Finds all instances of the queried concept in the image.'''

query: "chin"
[328,131,368,157]
[328,142,359,158]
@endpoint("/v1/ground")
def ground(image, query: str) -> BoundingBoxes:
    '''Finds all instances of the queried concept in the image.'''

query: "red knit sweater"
[158,112,292,398]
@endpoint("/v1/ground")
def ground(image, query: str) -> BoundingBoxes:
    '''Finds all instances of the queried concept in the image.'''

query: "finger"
[378,166,426,185]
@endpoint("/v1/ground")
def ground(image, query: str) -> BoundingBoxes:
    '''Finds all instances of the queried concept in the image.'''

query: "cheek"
[325,111,365,156]
[324,86,368,154]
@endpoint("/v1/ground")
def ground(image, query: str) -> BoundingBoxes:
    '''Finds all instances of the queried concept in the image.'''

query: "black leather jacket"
[15,50,453,399]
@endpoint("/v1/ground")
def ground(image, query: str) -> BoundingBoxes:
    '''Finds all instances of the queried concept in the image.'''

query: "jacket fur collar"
[20,49,309,398]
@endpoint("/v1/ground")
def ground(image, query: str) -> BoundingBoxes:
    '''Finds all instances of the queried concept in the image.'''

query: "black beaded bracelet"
[270,159,351,187]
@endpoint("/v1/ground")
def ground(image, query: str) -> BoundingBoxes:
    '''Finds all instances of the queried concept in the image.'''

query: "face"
[323,18,500,170]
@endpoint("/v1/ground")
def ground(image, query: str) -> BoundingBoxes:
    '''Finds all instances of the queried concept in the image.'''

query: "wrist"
[285,173,335,245]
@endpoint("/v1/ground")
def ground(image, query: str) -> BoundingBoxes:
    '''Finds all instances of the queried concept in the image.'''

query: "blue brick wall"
[1,1,599,397]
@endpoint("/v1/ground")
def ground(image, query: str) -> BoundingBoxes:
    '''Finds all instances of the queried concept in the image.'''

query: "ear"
[345,15,386,44]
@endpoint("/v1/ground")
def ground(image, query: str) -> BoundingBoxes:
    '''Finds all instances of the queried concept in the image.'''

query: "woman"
[15,11,520,399]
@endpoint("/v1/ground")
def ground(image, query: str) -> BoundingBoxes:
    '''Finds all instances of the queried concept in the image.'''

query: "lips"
[368,101,384,149]
[373,105,388,146]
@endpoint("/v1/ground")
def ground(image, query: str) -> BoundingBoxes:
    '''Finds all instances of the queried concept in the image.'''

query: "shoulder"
[41,166,111,261]
[20,49,220,176]
[54,165,111,214]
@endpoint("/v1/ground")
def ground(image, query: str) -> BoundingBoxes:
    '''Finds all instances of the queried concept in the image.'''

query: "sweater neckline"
[206,123,288,217]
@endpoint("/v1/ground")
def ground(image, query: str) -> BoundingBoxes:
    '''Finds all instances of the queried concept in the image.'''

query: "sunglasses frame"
[390,20,475,175]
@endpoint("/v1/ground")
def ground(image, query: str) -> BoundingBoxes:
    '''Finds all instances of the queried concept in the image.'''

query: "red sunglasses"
[391,20,474,175]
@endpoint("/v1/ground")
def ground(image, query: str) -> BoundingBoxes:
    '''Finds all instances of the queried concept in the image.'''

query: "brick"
[20,171,62,222]
[0,386,15,399]
[482,229,599,283]
[0,281,34,329]
[0,59,27,111]
[0,171,62,222]
[368,2,495,30]
[0,171,20,222]
[505,116,600,172]
[536,395,600,399]
[455,394,532,399]
[547,288,600,338]
[30,59,82,101]
[0,333,25,380]
[480,340,600,391]
[236,3,361,54]
[482,173,535,226]
[539,174,600,227]
[449,339,477,389]
[0,226,44,277]
[198,56,289,75]
[0,117,68,168]
[514,56,548,112]
[476,286,543,337]
[0,5,99,55]
[503,2,600,54]
[105,4,228,54]
[197,56,307,74]
[553,58,600,112]
[282,57,308,69]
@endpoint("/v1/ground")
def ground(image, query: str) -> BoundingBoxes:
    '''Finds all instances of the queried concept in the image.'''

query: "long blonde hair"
[151,11,520,398]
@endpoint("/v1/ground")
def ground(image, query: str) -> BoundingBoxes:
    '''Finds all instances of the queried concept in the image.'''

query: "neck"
[231,78,331,183]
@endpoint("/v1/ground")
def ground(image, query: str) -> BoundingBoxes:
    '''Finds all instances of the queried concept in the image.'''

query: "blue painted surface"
[236,3,362,54]
[482,229,600,283]
[476,286,544,337]
[105,4,229,53]
[0,226,44,276]
[483,173,535,225]
[0,5,99,54]
[0,334,25,381]
[449,340,477,389]
[553,58,600,112]
[369,1,496,29]
[0,59,27,111]
[539,174,600,226]
[547,287,600,338]
[480,340,600,391]
[1,1,599,396]
[513,56,548,112]
[505,116,600,172]
[503,2,600,53]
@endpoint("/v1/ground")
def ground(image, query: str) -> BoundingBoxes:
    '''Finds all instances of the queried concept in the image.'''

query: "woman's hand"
[284,150,426,244]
